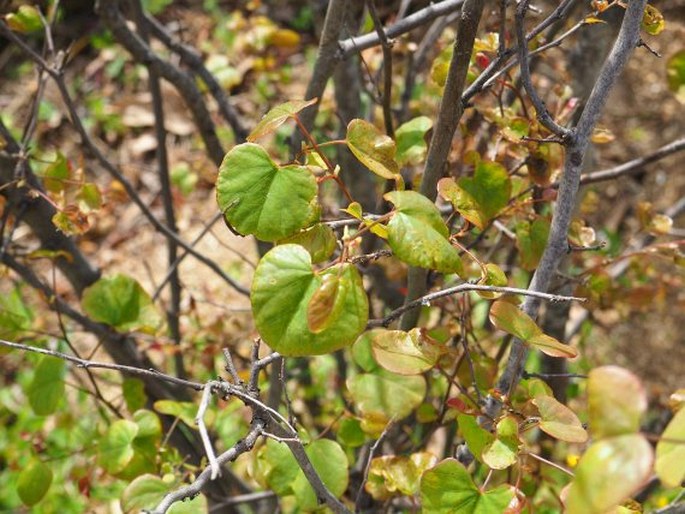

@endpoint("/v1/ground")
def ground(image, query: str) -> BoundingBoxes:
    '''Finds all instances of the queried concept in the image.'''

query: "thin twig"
[372,283,584,327]
[196,383,220,480]
[367,0,395,138]
[515,0,570,138]
[355,418,394,511]
[338,0,465,58]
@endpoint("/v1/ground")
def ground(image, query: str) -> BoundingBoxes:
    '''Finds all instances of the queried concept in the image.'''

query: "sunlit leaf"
[385,190,463,275]
[342,201,388,238]
[216,143,319,241]
[346,119,400,179]
[482,416,519,470]
[642,5,665,35]
[279,223,336,264]
[588,366,647,438]
[655,406,685,487]
[395,116,433,166]
[477,263,507,299]
[17,459,52,506]
[82,274,162,334]
[534,395,588,443]
[490,300,577,358]
[27,356,65,416]
[98,420,139,474]
[251,245,368,356]
[371,328,442,375]
[366,452,438,500]
[347,369,426,425]
[420,458,515,513]
[6,5,43,33]
[247,98,317,141]
[565,434,653,514]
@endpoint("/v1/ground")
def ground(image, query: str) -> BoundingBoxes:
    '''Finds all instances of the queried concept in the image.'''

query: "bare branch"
[515,0,570,138]
[0,338,204,391]
[400,0,485,330]
[338,0,465,58]
[492,0,649,411]
[367,0,395,138]
[575,137,685,186]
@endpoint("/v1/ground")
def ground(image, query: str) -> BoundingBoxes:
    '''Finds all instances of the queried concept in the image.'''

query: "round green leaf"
[247,98,317,141]
[216,143,319,241]
[258,438,299,496]
[347,368,426,423]
[279,223,336,264]
[98,419,139,474]
[371,328,442,375]
[566,434,653,514]
[395,116,433,166]
[27,356,65,416]
[291,439,349,510]
[346,119,400,179]
[384,190,463,275]
[337,417,366,448]
[533,395,588,443]
[655,407,685,487]
[81,274,162,333]
[588,366,647,439]
[420,458,515,513]
[251,244,368,356]
[352,330,381,373]
[17,459,52,506]
[459,161,511,223]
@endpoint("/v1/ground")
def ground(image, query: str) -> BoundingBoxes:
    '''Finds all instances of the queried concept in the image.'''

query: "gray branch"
[491,0,649,411]
[338,0,465,58]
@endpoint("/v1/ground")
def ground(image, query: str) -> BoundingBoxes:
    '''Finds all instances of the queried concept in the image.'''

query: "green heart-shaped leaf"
[515,218,550,271]
[217,143,319,241]
[420,458,515,513]
[346,119,400,179]
[81,274,162,334]
[384,190,463,275]
[247,98,317,141]
[251,244,368,356]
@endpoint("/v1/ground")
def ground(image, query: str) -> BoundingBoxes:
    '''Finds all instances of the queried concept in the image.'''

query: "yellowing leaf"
[371,328,442,375]
[534,395,588,443]
[655,406,685,487]
[642,5,665,36]
[247,99,317,141]
[346,119,400,179]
